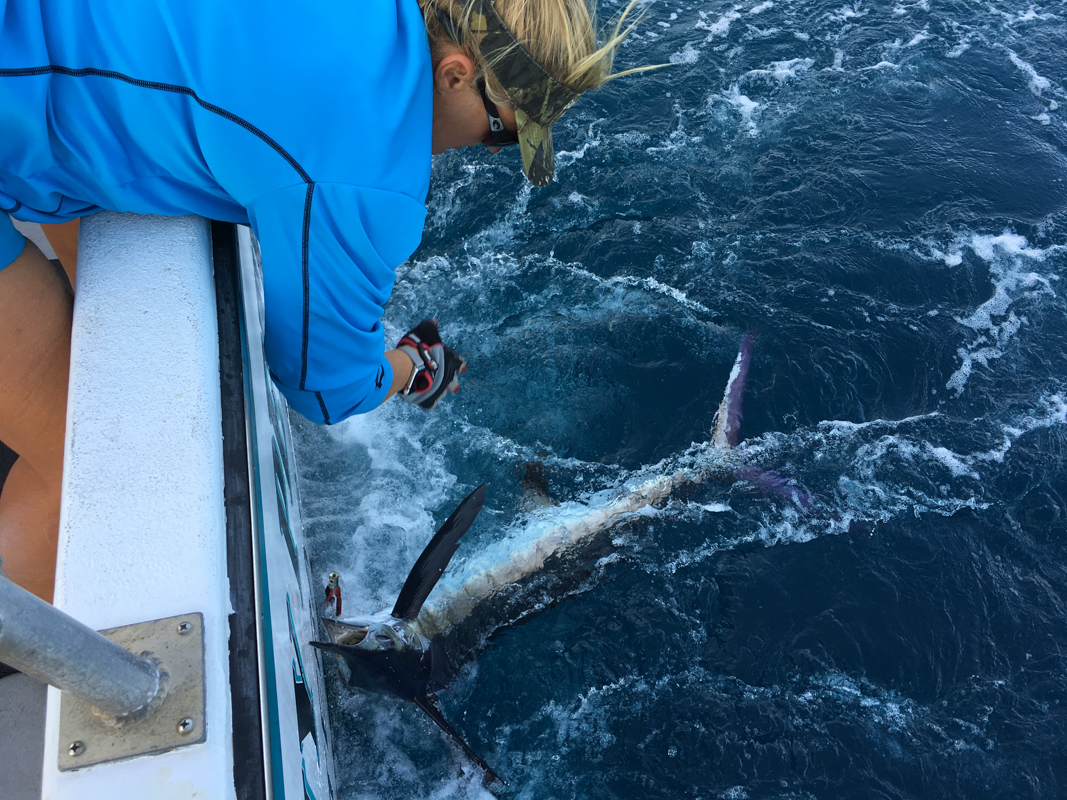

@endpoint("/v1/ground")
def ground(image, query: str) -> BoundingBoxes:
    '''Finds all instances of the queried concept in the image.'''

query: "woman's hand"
[393,319,466,410]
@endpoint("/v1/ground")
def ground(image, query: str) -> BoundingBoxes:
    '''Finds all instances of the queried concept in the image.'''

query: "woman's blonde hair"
[422,0,655,108]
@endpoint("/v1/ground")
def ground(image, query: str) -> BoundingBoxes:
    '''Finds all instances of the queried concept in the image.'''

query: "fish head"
[349,613,429,651]
[311,612,451,699]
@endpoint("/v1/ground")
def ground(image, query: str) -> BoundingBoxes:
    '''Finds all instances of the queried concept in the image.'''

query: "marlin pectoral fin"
[735,466,819,511]
[392,484,487,620]
[712,329,757,448]
[412,692,506,787]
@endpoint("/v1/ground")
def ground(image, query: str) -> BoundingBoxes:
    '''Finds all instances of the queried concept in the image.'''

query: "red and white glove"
[396,320,466,410]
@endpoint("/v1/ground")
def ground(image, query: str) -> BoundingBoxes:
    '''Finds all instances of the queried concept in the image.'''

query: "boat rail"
[0,571,165,720]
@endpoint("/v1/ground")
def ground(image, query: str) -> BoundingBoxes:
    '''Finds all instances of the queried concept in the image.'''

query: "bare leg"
[0,462,61,601]
[0,238,72,603]
[40,218,79,288]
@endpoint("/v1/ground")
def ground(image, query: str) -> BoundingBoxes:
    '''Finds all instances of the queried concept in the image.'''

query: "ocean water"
[292,0,1067,797]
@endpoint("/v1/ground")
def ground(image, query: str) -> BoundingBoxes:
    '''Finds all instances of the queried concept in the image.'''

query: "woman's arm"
[384,348,416,400]
[247,181,429,424]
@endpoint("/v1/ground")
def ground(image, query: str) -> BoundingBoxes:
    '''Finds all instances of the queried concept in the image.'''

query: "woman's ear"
[434,50,476,93]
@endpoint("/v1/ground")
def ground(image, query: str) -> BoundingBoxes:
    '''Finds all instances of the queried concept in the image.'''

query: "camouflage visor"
[465,0,582,187]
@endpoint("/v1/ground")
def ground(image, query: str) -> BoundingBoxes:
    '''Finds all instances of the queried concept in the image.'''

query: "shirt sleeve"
[245,181,427,424]
[1,214,26,270]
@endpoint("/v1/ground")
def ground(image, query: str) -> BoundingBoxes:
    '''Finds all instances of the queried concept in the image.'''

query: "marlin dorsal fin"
[391,484,486,620]
[711,330,756,448]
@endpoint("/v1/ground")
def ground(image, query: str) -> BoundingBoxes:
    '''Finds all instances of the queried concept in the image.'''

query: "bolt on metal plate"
[58,612,206,770]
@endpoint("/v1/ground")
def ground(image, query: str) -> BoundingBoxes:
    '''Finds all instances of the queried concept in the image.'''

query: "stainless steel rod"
[0,573,164,718]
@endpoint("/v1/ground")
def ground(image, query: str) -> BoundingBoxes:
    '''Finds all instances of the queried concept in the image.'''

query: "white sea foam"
[947,38,971,58]
[970,231,1049,262]
[863,60,901,71]
[670,42,701,64]
[830,3,868,22]
[892,0,929,14]
[744,25,782,39]
[940,401,1053,478]
[553,128,603,172]
[613,131,651,146]
[805,396,1067,515]
[426,163,478,231]
[918,237,965,267]
[567,265,715,315]
[817,412,940,438]
[810,672,918,732]
[664,529,758,574]
[697,7,742,38]
[794,668,996,754]
[1006,50,1052,96]
[749,0,774,14]
[696,502,733,513]
[947,345,1005,397]
[454,177,535,254]
[722,84,760,136]
[743,57,815,83]
[1012,7,1055,24]
[1013,394,1067,436]
[939,250,963,266]
[905,29,930,47]
[834,434,992,522]
[753,415,1000,528]
[946,233,1059,397]
[924,445,979,479]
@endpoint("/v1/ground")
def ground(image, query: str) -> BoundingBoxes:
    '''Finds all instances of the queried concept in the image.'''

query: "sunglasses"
[477,78,520,148]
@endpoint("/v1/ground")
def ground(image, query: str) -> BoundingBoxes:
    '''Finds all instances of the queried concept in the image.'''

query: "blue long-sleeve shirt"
[0,0,433,423]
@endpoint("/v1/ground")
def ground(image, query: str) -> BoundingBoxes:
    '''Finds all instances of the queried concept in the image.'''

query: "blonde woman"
[0,0,646,602]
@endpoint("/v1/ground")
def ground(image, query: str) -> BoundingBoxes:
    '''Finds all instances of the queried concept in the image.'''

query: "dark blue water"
[293,0,1067,797]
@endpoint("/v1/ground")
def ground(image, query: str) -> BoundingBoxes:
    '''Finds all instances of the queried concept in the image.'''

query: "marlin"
[311,331,811,785]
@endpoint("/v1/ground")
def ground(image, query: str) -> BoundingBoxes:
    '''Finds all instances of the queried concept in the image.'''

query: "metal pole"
[0,572,165,719]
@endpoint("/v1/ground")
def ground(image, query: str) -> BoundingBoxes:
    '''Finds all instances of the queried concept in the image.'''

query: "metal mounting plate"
[58,612,206,771]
